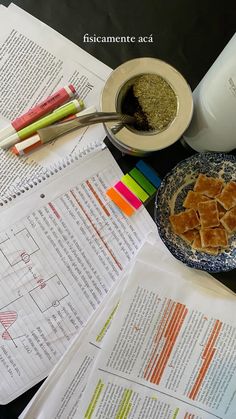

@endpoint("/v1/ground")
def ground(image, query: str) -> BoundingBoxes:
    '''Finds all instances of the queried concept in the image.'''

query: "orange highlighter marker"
[11,106,96,156]
[11,134,42,156]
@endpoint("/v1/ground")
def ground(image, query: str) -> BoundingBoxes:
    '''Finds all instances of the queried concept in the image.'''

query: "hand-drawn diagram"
[0,228,69,346]
[29,274,69,312]
[0,274,69,346]
[0,311,18,347]
[0,228,39,266]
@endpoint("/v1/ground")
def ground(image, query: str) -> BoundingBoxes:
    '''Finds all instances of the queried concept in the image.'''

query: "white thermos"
[183,33,236,152]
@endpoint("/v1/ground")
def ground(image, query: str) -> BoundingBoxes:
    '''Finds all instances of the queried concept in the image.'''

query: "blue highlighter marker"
[136,160,162,188]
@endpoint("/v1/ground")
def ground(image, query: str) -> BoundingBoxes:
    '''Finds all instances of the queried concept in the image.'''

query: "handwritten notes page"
[0,4,112,197]
[0,148,156,403]
[75,243,236,419]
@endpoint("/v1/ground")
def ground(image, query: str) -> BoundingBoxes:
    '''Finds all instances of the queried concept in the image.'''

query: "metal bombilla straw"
[37,112,135,143]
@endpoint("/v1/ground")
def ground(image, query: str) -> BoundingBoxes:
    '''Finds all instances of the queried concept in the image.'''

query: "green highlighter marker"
[0,99,84,149]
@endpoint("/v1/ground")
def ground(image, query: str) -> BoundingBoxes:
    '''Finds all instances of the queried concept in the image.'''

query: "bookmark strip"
[129,168,156,195]
[114,181,142,209]
[136,160,162,188]
[121,174,149,202]
[106,188,134,216]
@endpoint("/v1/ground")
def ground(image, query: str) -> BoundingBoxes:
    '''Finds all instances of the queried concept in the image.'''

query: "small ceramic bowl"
[154,153,236,272]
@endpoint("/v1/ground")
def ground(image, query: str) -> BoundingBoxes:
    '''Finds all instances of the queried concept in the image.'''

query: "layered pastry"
[169,174,236,255]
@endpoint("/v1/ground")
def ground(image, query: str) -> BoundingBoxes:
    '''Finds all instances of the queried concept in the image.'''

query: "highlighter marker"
[0,85,76,142]
[0,99,84,150]
[11,106,96,156]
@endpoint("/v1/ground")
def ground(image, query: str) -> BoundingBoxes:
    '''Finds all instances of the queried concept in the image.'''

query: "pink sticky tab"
[114,181,142,209]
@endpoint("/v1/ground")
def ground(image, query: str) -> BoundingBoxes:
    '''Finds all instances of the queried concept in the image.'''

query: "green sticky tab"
[121,174,149,202]
[129,167,156,195]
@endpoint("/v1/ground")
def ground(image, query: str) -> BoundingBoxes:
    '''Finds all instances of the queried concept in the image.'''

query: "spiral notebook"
[0,145,156,404]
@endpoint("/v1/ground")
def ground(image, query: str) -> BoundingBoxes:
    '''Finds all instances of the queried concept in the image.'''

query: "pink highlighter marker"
[0,84,76,142]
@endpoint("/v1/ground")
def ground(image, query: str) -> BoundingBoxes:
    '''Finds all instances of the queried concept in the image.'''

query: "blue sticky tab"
[136,160,162,188]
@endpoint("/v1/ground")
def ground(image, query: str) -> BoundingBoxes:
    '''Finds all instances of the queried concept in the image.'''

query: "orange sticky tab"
[106,188,135,216]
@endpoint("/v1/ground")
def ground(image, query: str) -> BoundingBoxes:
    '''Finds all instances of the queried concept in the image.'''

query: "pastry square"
[220,206,236,233]
[217,202,227,219]
[169,209,199,234]
[192,232,219,255]
[183,191,210,209]
[200,228,228,248]
[180,229,199,243]
[194,174,224,198]
[216,181,236,210]
[198,200,220,228]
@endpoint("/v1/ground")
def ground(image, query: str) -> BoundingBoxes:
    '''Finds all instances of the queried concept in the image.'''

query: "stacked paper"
[20,241,236,419]
[0,3,112,199]
[0,5,235,419]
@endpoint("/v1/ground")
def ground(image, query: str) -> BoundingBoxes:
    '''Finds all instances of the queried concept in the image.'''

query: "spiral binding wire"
[0,140,104,207]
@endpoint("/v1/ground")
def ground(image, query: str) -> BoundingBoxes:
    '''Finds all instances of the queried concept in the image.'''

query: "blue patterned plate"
[154,153,236,272]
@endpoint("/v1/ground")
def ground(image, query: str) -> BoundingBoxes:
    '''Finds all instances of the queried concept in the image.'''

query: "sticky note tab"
[121,174,149,202]
[136,160,162,188]
[114,181,142,209]
[129,167,156,195]
[106,188,134,216]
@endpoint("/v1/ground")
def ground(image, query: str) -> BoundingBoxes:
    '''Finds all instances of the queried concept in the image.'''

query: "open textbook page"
[0,4,112,197]
[8,3,111,77]
[20,241,235,418]
[76,242,236,419]
[0,148,156,403]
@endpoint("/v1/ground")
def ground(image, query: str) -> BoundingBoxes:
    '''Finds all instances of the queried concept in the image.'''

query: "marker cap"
[67,84,76,95]
[0,124,16,141]
[11,134,41,156]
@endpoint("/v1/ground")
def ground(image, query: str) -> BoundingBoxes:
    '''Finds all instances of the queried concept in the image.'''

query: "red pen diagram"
[0,274,69,348]
[0,274,69,347]
[29,274,69,312]
[0,228,39,266]
[0,311,18,347]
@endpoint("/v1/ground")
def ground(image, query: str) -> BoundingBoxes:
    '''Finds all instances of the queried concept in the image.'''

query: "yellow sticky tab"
[121,174,149,202]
